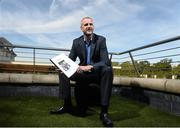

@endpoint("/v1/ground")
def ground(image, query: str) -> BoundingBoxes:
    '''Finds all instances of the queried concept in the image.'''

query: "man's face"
[81,18,94,36]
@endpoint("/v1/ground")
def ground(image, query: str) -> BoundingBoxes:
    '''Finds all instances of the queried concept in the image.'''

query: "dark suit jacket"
[69,33,111,70]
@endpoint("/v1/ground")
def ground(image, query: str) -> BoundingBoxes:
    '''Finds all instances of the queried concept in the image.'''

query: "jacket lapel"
[90,34,96,59]
[79,36,86,60]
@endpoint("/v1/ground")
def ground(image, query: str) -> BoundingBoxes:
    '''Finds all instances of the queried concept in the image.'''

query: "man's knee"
[101,66,113,74]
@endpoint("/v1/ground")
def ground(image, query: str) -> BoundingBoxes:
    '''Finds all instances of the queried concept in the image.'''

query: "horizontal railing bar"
[0,44,71,51]
[136,53,180,61]
[15,51,60,55]
[133,46,180,57]
[1,35,180,57]
[115,35,180,55]
[113,46,180,60]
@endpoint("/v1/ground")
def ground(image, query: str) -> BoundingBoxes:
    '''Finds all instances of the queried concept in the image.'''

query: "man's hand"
[77,65,93,73]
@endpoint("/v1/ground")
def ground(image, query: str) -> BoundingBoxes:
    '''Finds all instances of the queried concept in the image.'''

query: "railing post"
[129,52,140,77]
[109,53,113,61]
[33,48,35,73]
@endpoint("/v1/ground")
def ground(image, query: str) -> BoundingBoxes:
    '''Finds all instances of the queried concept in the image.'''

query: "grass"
[0,96,180,127]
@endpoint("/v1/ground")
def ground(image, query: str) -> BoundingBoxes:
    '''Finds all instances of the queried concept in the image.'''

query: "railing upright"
[33,48,36,73]
[129,52,140,77]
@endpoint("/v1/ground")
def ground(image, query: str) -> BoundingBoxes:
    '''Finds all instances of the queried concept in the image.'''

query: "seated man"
[50,16,113,127]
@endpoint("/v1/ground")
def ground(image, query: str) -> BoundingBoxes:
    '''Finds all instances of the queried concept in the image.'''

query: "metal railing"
[0,35,180,78]
[111,35,180,78]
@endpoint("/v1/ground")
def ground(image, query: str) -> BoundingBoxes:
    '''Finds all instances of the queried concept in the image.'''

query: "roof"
[0,37,13,46]
[0,37,16,56]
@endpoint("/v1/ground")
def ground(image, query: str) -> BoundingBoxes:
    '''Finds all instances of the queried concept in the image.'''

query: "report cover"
[50,53,79,78]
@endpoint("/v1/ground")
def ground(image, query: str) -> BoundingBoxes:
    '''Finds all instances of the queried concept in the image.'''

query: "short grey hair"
[80,17,93,27]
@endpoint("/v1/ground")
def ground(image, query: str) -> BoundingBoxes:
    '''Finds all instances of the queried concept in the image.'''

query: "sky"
[0,0,180,54]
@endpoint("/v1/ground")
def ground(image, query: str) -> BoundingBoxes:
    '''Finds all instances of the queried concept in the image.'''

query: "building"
[0,37,16,62]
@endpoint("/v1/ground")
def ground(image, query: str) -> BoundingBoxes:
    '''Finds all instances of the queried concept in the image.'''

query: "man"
[50,17,113,127]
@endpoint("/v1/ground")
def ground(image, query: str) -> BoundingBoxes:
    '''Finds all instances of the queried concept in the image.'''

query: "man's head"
[80,17,94,36]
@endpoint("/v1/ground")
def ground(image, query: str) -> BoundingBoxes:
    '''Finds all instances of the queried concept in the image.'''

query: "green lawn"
[0,96,180,127]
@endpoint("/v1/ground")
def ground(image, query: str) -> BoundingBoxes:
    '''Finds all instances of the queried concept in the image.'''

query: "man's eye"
[84,23,93,26]
[84,23,88,26]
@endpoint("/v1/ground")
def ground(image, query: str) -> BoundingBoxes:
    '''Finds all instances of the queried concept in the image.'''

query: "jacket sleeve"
[92,37,111,70]
[69,39,77,61]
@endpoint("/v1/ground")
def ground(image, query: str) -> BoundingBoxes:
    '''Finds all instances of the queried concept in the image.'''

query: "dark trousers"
[59,66,113,106]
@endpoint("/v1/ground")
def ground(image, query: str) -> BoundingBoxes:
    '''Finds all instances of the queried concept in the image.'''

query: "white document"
[50,53,79,78]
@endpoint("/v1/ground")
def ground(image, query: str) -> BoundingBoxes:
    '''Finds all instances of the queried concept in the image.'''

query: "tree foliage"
[113,58,180,79]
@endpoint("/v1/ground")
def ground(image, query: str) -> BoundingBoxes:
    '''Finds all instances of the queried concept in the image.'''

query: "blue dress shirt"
[85,41,91,65]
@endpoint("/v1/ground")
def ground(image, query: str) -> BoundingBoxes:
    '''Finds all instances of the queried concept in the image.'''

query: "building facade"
[0,37,16,62]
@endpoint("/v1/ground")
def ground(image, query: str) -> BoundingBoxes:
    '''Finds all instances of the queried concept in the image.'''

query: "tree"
[172,64,180,79]
[119,61,135,76]
[112,62,119,66]
[137,61,151,74]
[152,58,172,78]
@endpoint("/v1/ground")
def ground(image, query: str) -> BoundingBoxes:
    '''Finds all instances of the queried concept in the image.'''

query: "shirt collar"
[83,34,93,42]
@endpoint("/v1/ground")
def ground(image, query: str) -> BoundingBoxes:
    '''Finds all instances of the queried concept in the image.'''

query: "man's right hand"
[77,65,93,73]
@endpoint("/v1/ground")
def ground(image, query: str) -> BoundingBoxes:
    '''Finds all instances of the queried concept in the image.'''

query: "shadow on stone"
[120,85,150,104]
